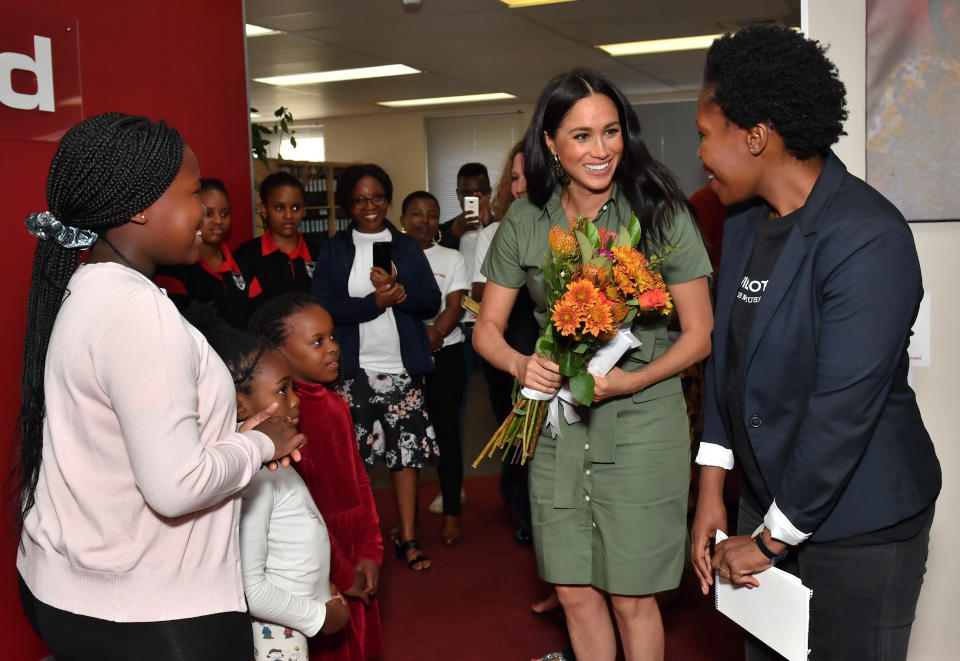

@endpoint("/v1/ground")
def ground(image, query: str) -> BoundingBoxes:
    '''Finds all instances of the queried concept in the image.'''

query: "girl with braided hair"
[14,112,306,660]
[187,317,350,659]
[249,293,383,661]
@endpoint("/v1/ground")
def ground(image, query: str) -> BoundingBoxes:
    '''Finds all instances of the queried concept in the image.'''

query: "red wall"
[0,2,253,656]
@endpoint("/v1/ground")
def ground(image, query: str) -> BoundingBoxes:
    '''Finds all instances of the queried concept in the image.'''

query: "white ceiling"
[245,0,800,122]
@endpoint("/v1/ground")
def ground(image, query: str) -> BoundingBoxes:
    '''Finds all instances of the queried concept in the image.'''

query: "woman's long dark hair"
[11,113,183,531]
[524,68,693,253]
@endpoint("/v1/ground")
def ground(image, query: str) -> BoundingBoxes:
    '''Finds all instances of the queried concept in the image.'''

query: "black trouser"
[737,500,934,661]
[425,342,466,516]
[484,358,532,535]
[19,574,254,661]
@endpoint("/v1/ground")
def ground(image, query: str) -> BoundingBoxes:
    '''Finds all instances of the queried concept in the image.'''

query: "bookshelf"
[253,159,356,238]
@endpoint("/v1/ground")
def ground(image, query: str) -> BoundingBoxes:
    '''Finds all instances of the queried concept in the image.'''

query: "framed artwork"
[866,0,960,222]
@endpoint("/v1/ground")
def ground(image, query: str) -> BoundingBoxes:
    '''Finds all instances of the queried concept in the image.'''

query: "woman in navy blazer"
[690,26,940,661]
[312,164,442,573]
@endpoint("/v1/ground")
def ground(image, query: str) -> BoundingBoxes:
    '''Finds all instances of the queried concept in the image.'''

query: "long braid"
[12,113,184,531]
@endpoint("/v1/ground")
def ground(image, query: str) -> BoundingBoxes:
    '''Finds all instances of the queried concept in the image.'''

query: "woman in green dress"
[474,69,713,661]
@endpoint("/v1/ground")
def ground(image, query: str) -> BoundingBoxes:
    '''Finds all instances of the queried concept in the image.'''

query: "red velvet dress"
[294,381,383,661]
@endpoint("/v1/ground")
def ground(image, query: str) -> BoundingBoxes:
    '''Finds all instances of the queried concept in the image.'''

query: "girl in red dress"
[250,293,383,661]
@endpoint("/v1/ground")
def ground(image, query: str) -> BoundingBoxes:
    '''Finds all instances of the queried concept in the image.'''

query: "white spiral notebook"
[714,530,812,661]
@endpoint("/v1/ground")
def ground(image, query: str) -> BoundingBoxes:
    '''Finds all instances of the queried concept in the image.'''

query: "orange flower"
[582,300,614,337]
[610,302,630,323]
[564,279,599,309]
[580,263,611,289]
[611,245,642,270]
[549,226,578,257]
[552,299,582,337]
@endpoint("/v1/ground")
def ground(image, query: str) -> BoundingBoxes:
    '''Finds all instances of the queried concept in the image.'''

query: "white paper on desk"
[714,530,812,661]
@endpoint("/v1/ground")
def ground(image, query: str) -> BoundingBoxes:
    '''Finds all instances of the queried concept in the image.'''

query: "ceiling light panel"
[378,92,517,108]
[245,24,281,37]
[597,34,722,56]
[500,0,581,7]
[254,64,421,87]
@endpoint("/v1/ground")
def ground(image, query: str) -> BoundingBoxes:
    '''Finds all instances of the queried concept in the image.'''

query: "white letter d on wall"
[0,35,55,112]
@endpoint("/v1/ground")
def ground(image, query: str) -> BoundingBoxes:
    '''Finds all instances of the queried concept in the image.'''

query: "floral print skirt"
[338,369,440,469]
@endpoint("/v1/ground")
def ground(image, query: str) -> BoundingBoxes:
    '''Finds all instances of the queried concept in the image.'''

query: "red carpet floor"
[371,474,745,660]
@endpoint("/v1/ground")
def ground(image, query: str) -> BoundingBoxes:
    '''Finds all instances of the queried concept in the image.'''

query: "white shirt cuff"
[694,442,735,469]
[764,500,811,546]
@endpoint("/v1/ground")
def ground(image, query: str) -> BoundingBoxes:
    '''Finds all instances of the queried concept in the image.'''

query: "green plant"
[251,106,297,165]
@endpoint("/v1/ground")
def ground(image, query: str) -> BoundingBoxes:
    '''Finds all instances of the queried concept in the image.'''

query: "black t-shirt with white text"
[726,211,798,504]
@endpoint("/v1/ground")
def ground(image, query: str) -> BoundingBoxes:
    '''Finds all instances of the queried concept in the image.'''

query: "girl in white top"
[201,323,350,659]
[400,191,470,545]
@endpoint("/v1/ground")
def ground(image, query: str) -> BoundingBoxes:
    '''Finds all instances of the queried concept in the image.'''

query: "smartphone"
[372,241,392,272]
[464,195,479,220]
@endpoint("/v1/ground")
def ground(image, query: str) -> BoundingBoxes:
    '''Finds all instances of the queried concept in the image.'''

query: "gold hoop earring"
[434,229,442,244]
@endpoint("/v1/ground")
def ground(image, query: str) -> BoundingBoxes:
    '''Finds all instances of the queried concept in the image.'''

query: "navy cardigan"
[311,222,441,378]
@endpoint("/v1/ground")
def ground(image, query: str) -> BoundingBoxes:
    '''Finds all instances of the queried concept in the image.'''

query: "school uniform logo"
[232,272,247,291]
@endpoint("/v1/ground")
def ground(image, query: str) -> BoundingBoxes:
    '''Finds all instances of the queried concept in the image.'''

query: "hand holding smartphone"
[463,195,480,220]
[372,241,392,272]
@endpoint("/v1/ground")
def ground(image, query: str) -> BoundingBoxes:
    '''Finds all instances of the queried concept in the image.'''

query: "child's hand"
[369,266,396,289]
[356,558,380,597]
[425,325,444,352]
[374,283,406,309]
[320,596,350,634]
[254,415,307,469]
[342,570,370,605]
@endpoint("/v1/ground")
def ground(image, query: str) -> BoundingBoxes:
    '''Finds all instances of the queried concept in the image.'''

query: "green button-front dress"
[482,184,711,595]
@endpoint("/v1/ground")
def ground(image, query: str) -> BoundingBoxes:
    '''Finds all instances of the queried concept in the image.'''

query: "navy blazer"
[701,153,940,542]
[311,222,441,379]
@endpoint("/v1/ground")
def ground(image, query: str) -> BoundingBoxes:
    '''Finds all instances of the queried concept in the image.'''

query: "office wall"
[0,1,253,657]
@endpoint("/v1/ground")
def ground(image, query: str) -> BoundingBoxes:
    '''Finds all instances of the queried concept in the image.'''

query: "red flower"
[637,288,668,310]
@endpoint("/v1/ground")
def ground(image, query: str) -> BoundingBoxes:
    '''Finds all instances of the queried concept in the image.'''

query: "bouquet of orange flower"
[473,213,673,466]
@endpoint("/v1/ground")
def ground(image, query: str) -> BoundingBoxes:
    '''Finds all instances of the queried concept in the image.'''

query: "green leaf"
[612,223,631,248]
[558,352,584,377]
[569,372,595,405]
[628,212,642,248]
[582,220,600,250]
[535,335,555,360]
[274,107,284,117]
[574,230,593,261]
[572,342,589,354]
[622,307,638,325]
[289,136,297,148]
[250,107,259,113]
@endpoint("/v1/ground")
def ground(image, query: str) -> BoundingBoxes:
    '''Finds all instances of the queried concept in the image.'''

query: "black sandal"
[394,538,430,571]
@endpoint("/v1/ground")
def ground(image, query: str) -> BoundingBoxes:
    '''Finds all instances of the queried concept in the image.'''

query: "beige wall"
[806,1,958,658]
[322,101,535,227]
[322,112,427,227]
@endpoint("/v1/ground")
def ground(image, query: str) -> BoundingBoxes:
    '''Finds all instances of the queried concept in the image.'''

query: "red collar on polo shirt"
[260,230,312,262]
[199,243,242,282]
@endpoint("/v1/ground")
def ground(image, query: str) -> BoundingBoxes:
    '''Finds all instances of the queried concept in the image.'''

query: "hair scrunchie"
[24,211,98,250]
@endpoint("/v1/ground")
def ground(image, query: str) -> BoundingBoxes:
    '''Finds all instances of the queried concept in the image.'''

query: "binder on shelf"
[713,530,811,661]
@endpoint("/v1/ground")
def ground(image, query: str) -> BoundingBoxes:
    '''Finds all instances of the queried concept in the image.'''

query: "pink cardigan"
[17,263,274,622]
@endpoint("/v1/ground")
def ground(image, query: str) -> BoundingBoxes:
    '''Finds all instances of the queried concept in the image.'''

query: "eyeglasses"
[351,193,388,208]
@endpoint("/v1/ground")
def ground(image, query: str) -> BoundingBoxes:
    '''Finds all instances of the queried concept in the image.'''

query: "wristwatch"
[751,525,789,565]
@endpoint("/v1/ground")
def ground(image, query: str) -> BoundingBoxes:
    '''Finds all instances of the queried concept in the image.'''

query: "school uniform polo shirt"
[154,243,253,328]
[235,231,324,306]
